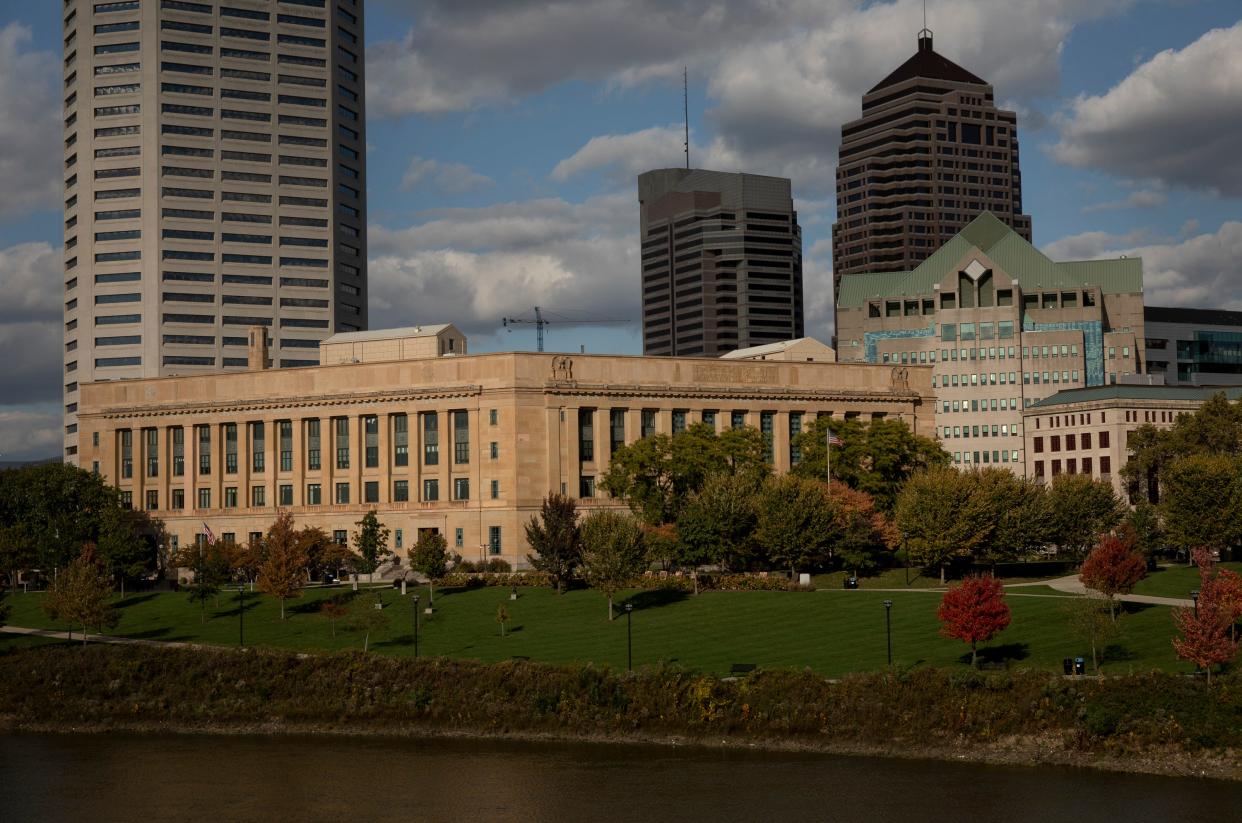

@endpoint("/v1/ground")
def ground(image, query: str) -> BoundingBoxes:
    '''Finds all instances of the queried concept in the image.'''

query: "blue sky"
[1,0,1241,458]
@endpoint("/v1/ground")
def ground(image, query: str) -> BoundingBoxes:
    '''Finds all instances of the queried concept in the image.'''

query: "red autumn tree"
[1173,549,1241,685]
[937,574,1011,669]
[1079,533,1147,622]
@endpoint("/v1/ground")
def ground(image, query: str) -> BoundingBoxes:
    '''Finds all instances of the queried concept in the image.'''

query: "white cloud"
[0,407,61,462]
[1081,189,1167,213]
[0,242,62,322]
[0,24,61,218]
[400,156,493,194]
[0,242,64,408]
[367,194,640,337]
[1053,21,1242,195]
[1043,222,1242,310]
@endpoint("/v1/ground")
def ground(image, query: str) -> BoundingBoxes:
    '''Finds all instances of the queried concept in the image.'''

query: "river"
[1,733,1238,821]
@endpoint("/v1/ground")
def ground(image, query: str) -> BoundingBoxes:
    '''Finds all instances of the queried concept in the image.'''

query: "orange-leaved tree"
[1079,532,1147,622]
[257,511,308,620]
[1173,549,1241,686]
[937,574,1011,669]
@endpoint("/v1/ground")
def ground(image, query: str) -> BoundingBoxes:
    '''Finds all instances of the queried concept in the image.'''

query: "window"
[488,526,502,556]
[423,479,439,502]
[306,483,321,505]
[364,481,379,504]
[251,485,266,507]
[306,418,321,470]
[251,421,265,472]
[610,409,625,455]
[579,476,595,499]
[334,482,349,504]
[172,426,185,475]
[171,489,185,510]
[197,424,211,474]
[672,410,687,434]
[490,480,500,500]
[1099,431,1110,448]
[1100,456,1111,475]
[393,413,408,467]
[760,412,775,463]
[454,528,464,549]
[364,415,379,468]
[423,412,439,465]
[454,477,470,501]
[198,488,211,509]
[145,428,159,477]
[449,411,470,464]
[278,484,293,506]
[120,429,133,478]
[641,409,657,438]
[578,409,595,462]
[490,442,498,460]
[334,417,349,469]
[789,412,803,465]
[225,423,238,473]
[393,480,409,503]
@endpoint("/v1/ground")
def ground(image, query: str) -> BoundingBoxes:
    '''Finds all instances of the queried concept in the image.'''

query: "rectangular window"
[489,441,498,460]
[789,412,803,465]
[641,409,657,438]
[422,412,439,465]
[224,487,238,508]
[306,418,321,470]
[145,428,159,477]
[197,488,211,509]
[171,488,185,510]
[279,484,293,506]
[120,429,133,478]
[334,482,349,504]
[455,527,463,549]
[579,476,595,499]
[610,409,625,455]
[197,424,211,474]
[279,420,293,471]
[453,410,469,464]
[306,483,321,505]
[171,426,185,476]
[364,414,379,468]
[364,481,379,504]
[488,526,502,556]
[731,411,746,430]
[454,477,470,501]
[702,410,716,429]
[251,485,265,507]
[578,408,595,462]
[760,412,775,463]
[393,480,409,502]
[334,417,349,469]
[224,423,238,473]
[393,413,408,467]
[490,479,499,500]
[251,421,265,472]
[423,479,439,502]
[671,410,687,434]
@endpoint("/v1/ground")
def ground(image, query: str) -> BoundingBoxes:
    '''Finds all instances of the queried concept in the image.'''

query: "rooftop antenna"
[683,66,690,170]
[918,0,933,50]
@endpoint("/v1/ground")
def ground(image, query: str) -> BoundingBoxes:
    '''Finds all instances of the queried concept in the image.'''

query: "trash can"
[1073,657,1085,676]
[843,576,859,589]
[1063,658,1073,676]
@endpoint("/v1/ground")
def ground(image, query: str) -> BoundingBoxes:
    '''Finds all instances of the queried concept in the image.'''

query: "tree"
[1123,500,1163,564]
[235,534,266,589]
[320,596,348,639]
[972,468,1051,565]
[1161,454,1242,558]
[257,512,308,620]
[496,602,511,637]
[351,510,392,584]
[96,501,156,597]
[1079,533,1147,622]
[1044,474,1124,558]
[1062,593,1119,675]
[525,493,582,594]
[580,510,647,620]
[642,523,679,572]
[1172,549,1239,686]
[754,475,834,577]
[0,523,34,594]
[0,463,117,573]
[937,574,1012,668]
[346,596,390,652]
[409,530,449,604]
[173,538,236,621]
[302,527,352,582]
[1193,549,1242,642]
[894,467,991,582]
[1122,393,1242,504]
[828,483,897,578]
[676,473,759,583]
[792,416,949,512]
[42,543,118,644]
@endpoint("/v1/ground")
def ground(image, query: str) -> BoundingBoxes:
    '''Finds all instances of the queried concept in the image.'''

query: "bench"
[729,663,757,676]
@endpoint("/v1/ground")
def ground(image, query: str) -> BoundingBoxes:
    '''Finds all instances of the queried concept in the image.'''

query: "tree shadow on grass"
[618,589,688,612]
[287,591,358,616]
[217,600,263,619]
[126,627,172,640]
[964,642,1030,667]
[1120,602,1156,616]
[1102,643,1137,663]
[373,633,415,650]
[114,593,159,609]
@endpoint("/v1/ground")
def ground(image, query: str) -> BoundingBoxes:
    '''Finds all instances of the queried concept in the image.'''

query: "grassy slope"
[1131,562,1242,599]
[2,582,1186,678]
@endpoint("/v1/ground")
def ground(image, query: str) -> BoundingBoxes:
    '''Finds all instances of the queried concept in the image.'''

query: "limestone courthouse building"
[77,326,933,567]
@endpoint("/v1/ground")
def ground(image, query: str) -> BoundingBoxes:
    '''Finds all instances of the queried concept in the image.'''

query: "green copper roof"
[837,213,1143,309]
[1029,385,1242,409]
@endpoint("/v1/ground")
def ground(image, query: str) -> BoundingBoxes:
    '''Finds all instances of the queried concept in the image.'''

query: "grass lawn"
[1,581,1188,678]
[1132,562,1242,599]
[812,564,1072,590]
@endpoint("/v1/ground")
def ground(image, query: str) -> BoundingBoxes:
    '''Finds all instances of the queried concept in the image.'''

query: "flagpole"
[826,422,832,493]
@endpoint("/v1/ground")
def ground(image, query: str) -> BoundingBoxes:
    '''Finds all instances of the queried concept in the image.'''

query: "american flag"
[201,522,216,545]
[827,432,843,447]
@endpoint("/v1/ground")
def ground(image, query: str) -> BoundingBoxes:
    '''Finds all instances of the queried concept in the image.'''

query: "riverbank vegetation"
[0,643,1238,779]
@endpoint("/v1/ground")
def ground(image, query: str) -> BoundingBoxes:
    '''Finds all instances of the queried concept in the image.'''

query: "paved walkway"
[0,625,194,647]
[1035,575,1193,608]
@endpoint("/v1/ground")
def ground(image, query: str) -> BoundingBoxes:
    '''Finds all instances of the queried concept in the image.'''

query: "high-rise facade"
[832,31,1031,295]
[638,169,803,357]
[62,0,368,462]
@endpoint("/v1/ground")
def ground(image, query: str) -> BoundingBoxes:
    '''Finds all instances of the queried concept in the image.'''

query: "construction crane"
[501,306,629,353]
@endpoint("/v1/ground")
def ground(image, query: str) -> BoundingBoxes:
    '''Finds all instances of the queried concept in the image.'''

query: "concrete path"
[1035,575,1193,608]
[0,625,194,647]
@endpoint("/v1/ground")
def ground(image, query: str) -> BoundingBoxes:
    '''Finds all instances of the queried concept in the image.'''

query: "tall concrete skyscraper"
[638,169,803,357]
[832,30,1031,290]
[62,0,367,462]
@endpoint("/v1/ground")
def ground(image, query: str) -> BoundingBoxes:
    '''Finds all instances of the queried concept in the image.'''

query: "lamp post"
[238,583,245,648]
[413,594,420,658]
[1191,589,1200,618]
[883,599,893,666]
[625,603,633,671]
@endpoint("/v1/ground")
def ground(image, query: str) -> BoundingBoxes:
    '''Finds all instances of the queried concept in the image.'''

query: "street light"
[883,599,893,666]
[625,603,633,671]
[1191,589,1200,618]
[413,594,420,658]
[237,583,245,648]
